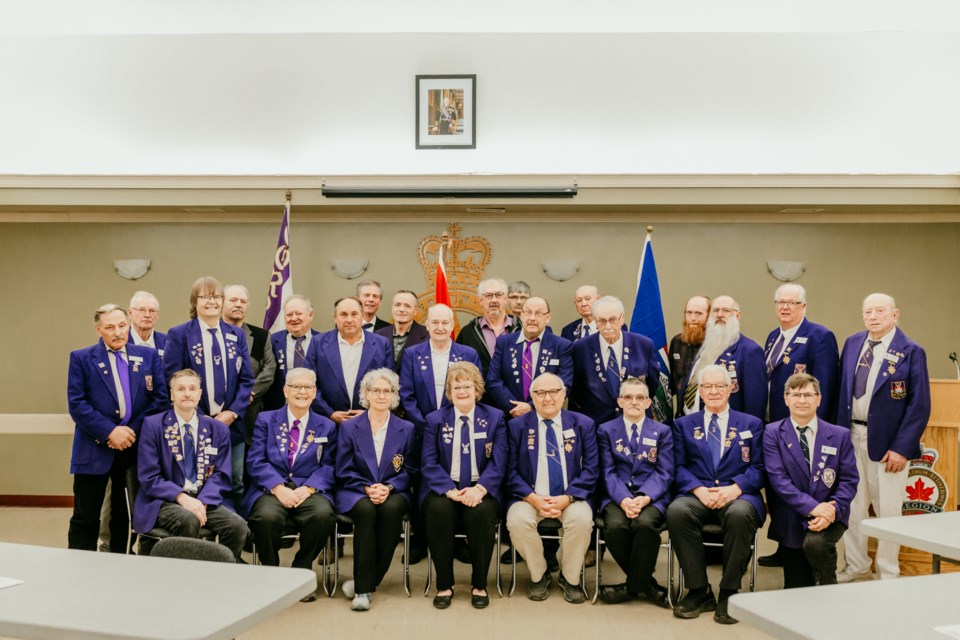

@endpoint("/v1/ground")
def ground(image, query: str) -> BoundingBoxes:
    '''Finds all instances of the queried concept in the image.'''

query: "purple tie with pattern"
[293,336,307,368]
[765,333,784,378]
[853,340,881,398]
[288,418,301,469]
[521,338,539,401]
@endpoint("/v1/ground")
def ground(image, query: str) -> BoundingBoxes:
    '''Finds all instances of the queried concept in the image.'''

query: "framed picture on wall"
[415,74,476,149]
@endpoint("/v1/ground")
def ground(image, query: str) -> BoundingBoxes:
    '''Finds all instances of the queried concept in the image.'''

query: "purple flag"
[262,200,293,332]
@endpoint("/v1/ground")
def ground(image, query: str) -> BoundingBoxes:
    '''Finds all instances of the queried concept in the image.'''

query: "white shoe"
[351,593,371,611]
[837,569,872,583]
[342,580,355,599]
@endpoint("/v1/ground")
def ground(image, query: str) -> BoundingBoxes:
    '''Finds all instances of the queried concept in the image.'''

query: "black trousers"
[68,448,135,552]
[781,522,847,588]
[348,494,409,593]
[602,502,664,594]
[666,495,759,592]
[155,501,249,558]
[423,492,500,591]
[247,492,336,569]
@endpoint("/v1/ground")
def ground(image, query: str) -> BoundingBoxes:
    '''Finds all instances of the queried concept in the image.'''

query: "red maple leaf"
[905,477,934,502]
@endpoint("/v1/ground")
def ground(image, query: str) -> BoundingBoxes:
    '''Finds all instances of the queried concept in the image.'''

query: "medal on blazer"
[392,453,404,472]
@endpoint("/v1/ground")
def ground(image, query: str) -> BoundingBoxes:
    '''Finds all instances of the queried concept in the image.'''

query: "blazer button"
[715,480,720,486]
[115,410,120,415]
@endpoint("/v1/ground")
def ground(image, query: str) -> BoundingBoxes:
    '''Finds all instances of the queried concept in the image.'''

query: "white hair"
[774,283,806,304]
[591,295,625,317]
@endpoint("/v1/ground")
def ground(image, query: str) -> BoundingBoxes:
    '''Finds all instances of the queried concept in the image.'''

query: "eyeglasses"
[786,392,820,399]
[198,295,224,301]
[520,310,548,319]
[700,384,730,391]
[774,300,804,308]
[451,385,475,393]
[285,384,316,392]
[367,387,395,396]
[481,292,506,300]
[620,394,649,402]
[131,307,159,315]
[531,388,564,399]
[712,307,739,316]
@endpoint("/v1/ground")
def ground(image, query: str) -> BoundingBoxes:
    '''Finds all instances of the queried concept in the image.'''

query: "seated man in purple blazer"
[134,369,249,559]
[764,373,858,588]
[488,296,573,419]
[305,297,394,423]
[597,378,672,607]
[242,367,337,600]
[667,364,765,625]
[505,373,598,605]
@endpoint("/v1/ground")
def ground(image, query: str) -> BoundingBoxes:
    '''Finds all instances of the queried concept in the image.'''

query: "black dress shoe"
[598,583,632,605]
[471,592,490,609]
[673,586,717,619]
[714,593,739,625]
[638,581,670,609]
[527,573,551,601]
[758,550,783,567]
[433,591,453,609]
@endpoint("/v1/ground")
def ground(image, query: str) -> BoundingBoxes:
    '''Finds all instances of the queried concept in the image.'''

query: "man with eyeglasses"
[264,295,320,411]
[375,290,429,371]
[457,278,518,377]
[667,364,765,625]
[488,297,573,418]
[507,281,532,317]
[164,276,256,458]
[836,293,930,582]
[668,296,711,414]
[678,295,765,420]
[764,373,858,588]
[570,296,661,425]
[596,378,672,607]
[127,291,167,358]
[242,368,337,600]
[505,373,598,604]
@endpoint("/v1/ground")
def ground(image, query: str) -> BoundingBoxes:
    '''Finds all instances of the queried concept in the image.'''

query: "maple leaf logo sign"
[905,477,934,502]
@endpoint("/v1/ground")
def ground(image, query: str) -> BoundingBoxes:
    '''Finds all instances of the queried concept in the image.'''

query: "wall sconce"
[330,259,369,280]
[114,259,151,280]
[542,261,580,282]
[767,261,806,282]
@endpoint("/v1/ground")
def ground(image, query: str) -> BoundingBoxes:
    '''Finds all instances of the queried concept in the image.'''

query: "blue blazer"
[570,331,661,424]
[334,413,416,513]
[398,341,482,434]
[765,318,840,422]
[263,328,321,411]
[127,331,168,359]
[672,409,766,522]
[305,329,394,417]
[560,319,588,342]
[420,404,508,506]
[763,418,858,549]
[67,341,168,475]
[240,408,337,517]
[164,319,255,443]
[487,332,573,414]
[505,409,598,508]
[836,328,931,461]
[133,410,234,533]
[598,416,673,514]
[679,334,766,420]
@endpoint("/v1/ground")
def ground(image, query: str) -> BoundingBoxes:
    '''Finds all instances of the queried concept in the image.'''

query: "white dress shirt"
[852,327,896,422]
[200,320,228,414]
[431,343,452,410]
[534,413,569,496]
[338,331,365,405]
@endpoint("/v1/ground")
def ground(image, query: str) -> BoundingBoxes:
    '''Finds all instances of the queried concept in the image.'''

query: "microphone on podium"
[950,352,959,380]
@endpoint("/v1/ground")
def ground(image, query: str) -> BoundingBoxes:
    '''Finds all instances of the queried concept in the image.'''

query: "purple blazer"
[240,408,337,517]
[672,409,766,522]
[305,329,394,417]
[67,341,168,475]
[763,418,858,548]
[398,341,482,434]
[376,322,430,372]
[334,412,416,513]
[570,331,661,424]
[505,409,599,508]
[419,403,508,506]
[487,332,574,414]
[164,319,255,443]
[765,318,840,422]
[127,331,168,359]
[133,410,234,533]
[679,334,766,420]
[598,416,673,514]
[836,327,930,461]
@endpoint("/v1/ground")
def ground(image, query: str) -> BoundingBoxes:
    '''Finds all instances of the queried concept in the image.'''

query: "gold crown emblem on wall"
[416,222,491,321]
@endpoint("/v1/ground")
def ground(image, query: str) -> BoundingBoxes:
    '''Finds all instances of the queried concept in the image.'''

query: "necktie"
[707,413,722,469]
[606,346,621,398]
[288,418,301,469]
[458,415,472,490]
[543,419,566,496]
[683,372,699,410]
[581,324,590,339]
[765,333,785,378]
[293,336,307,368]
[853,340,881,399]
[362,322,374,332]
[521,338,539,401]
[629,423,641,457]
[797,425,811,467]
[183,424,198,483]
[208,328,226,406]
[110,350,132,424]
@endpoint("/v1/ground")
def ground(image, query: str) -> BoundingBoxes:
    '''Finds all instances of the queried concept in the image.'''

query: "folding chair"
[509,518,587,597]
[422,520,503,597]
[672,523,759,594]
[321,513,411,597]
[123,466,215,556]
[250,521,302,566]
[591,513,679,605]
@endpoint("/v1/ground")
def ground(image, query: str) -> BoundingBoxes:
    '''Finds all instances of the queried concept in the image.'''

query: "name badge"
[728,370,738,378]
[740,430,753,439]
[672,353,681,360]
[549,358,560,366]
[204,446,218,455]
[316,437,328,444]
[822,445,837,455]
[157,349,165,357]
[562,429,576,439]
[472,432,487,440]
[225,333,239,342]
[884,353,900,363]
[642,437,657,446]
[794,337,808,344]
[129,355,143,363]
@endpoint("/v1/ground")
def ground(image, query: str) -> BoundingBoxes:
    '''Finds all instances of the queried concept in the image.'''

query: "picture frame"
[415,74,476,149]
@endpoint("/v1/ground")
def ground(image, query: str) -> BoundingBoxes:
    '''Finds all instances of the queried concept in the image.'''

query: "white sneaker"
[837,569,872,584]
[351,593,372,611]
[342,580,355,599]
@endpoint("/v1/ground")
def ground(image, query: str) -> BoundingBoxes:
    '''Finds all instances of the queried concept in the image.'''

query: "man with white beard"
[678,295,766,420]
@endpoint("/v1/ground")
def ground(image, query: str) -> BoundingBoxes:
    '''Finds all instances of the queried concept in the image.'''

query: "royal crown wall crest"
[416,223,491,322]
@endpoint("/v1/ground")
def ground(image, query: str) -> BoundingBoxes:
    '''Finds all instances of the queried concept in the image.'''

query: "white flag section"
[629,232,673,422]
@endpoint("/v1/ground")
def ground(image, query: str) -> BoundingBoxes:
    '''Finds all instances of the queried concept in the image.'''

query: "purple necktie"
[458,415,472,490]
[288,418,301,469]
[853,340,881,399]
[111,350,133,424]
[581,324,590,340]
[707,413,722,469]
[765,333,784,378]
[521,338,539,401]
[208,328,226,406]
[293,336,306,368]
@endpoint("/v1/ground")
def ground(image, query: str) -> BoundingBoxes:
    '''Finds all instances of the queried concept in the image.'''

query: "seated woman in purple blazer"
[335,367,415,612]
[421,362,508,610]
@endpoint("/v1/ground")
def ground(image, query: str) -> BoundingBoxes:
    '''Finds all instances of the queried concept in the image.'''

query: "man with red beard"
[669,296,711,417]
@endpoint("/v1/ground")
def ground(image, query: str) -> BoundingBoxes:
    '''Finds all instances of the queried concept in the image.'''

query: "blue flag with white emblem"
[629,232,672,422]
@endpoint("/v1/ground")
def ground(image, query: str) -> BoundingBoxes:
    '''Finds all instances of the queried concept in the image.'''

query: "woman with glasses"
[421,362,507,609]
[335,368,415,611]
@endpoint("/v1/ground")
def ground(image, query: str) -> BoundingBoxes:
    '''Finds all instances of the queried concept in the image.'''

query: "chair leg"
[592,529,602,604]
[509,541,517,596]
[495,523,503,598]
[423,547,432,597]
[749,532,758,592]
[330,524,341,598]
[402,519,411,597]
